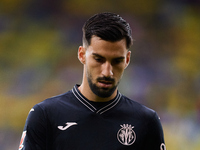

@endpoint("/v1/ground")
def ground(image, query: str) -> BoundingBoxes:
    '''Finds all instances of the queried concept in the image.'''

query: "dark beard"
[87,76,118,98]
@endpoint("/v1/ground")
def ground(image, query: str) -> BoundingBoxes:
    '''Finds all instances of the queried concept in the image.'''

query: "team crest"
[117,124,136,146]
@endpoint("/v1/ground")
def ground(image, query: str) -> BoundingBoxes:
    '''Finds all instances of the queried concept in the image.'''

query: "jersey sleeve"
[18,104,47,150]
[143,112,166,150]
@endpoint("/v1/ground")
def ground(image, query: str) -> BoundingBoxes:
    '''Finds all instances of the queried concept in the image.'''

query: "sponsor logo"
[19,131,26,150]
[58,122,77,130]
[117,124,136,146]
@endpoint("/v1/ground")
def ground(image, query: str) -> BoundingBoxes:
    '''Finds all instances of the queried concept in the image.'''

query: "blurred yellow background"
[0,0,200,149]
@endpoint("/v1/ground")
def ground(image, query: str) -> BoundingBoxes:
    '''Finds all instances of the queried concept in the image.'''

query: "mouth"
[98,82,112,88]
[98,79,114,88]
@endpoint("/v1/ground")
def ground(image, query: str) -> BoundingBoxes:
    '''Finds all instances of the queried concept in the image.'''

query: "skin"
[78,36,131,102]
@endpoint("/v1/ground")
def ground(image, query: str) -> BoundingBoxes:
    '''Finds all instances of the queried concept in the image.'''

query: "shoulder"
[25,90,74,123]
[36,90,73,110]
[120,95,158,119]
[25,90,74,120]
[120,95,163,131]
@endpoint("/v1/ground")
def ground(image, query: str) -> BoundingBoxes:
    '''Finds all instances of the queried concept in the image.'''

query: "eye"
[112,58,124,65]
[94,57,104,63]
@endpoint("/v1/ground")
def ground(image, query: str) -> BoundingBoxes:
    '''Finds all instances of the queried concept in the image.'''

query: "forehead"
[87,36,127,58]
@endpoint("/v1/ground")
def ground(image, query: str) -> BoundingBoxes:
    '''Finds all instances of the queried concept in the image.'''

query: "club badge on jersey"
[117,124,136,146]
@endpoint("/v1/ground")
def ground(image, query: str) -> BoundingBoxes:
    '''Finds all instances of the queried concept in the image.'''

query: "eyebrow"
[92,53,125,60]
[92,53,104,58]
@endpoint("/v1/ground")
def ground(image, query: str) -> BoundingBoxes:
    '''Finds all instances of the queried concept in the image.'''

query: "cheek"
[87,58,102,72]
[113,67,125,78]
[85,62,100,79]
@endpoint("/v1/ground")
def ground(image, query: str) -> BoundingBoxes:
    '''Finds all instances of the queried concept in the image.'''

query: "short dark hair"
[82,12,133,49]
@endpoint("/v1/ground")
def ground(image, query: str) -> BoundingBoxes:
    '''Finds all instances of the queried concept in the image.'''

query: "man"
[19,12,166,150]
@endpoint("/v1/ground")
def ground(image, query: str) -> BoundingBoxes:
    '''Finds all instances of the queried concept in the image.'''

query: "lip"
[98,81,113,88]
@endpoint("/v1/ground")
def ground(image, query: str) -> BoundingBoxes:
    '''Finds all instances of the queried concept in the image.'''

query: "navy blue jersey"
[19,85,166,150]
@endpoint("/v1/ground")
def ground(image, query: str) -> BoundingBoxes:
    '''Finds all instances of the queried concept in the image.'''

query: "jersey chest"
[48,110,145,150]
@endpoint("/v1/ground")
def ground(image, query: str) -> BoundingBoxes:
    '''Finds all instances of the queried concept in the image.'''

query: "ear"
[78,46,86,64]
[125,51,131,69]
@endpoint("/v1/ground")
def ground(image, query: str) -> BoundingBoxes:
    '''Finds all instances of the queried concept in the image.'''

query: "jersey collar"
[72,85,121,114]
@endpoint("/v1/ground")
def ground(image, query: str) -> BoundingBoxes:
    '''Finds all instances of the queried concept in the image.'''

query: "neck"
[78,83,117,102]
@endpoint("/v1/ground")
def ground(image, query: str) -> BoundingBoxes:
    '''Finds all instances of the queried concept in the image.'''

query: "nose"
[102,62,113,77]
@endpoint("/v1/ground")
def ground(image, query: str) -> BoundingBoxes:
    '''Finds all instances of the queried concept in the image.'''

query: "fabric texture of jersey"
[19,85,165,150]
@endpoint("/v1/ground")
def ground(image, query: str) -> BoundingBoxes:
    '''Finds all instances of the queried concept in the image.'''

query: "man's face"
[80,36,131,98]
